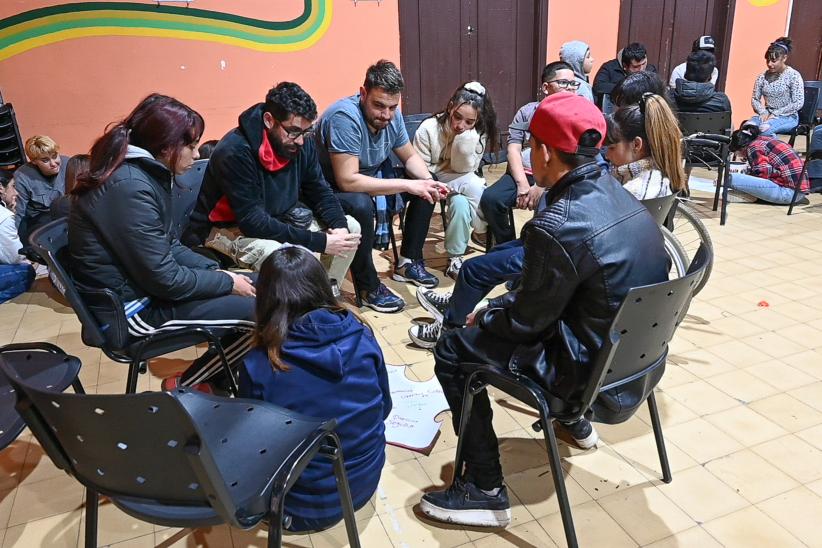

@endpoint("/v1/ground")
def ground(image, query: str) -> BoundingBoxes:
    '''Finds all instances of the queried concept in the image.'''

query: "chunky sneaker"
[420,478,511,528]
[393,260,440,288]
[554,418,599,450]
[416,287,451,323]
[360,283,405,313]
[409,320,441,349]
[446,256,464,280]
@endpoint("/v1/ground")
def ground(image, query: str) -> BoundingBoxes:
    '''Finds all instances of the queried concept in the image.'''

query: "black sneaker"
[420,478,511,528]
[415,287,450,323]
[360,283,405,313]
[408,320,441,349]
[393,260,440,288]
[554,418,599,450]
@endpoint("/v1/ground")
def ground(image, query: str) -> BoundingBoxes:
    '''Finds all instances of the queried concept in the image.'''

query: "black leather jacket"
[69,154,233,308]
[478,162,670,423]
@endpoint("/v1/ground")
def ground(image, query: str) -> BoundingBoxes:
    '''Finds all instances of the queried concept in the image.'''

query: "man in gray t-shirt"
[316,60,448,314]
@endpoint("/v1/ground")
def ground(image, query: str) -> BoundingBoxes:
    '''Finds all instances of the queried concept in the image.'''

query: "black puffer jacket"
[478,163,670,423]
[592,57,658,100]
[69,150,232,307]
[672,80,732,113]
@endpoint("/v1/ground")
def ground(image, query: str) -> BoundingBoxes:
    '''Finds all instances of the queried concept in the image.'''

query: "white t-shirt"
[669,62,719,87]
[0,206,25,264]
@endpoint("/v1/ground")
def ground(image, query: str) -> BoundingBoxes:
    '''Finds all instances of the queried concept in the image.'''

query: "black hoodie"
[184,104,347,252]
[672,80,732,114]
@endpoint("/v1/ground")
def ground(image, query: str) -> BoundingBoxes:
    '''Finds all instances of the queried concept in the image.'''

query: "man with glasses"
[478,61,577,246]
[184,82,361,287]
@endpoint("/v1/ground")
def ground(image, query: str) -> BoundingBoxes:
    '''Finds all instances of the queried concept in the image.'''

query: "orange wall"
[546,0,621,79]
[0,1,400,155]
[724,0,793,128]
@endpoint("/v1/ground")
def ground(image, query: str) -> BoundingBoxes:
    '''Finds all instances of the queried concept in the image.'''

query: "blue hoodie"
[239,308,391,528]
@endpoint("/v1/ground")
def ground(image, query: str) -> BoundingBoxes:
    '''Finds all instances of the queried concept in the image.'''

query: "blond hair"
[643,95,686,192]
[25,135,60,161]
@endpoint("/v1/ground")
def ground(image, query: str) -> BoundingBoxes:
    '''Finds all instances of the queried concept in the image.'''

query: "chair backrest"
[171,159,208,239]
[640,195,677,225]
[389,113,433,171]
[28,219,127,350]
[580,243,712,408]
[799,86,820,125]
[677,111,732,136]
[804,80,822,112]
[0,103,26,169]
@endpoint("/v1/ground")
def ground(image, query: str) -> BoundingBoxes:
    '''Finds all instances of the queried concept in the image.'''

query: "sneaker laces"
[418,321,441,341]
[371,284,394,299]
[425,291,451,309]
[448,256,464,271]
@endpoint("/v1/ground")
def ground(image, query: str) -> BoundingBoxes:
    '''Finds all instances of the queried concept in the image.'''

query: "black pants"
[479,173,534,245]
[130,292,256,386]
[335,191,435,292]
[434,326,526,491]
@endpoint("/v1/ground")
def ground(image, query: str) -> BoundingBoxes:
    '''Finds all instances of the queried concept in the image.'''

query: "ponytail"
[73,123,129,194]
[642,94,686,192]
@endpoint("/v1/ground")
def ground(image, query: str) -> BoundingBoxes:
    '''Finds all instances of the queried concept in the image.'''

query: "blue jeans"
[0,263,35,304]
[444,239,524,327]
[748,113,799,136]
[729,173,799,204]
[810,125,822,181]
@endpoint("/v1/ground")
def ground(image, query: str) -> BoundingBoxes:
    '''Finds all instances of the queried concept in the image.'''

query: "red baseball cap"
[511,92,606,156]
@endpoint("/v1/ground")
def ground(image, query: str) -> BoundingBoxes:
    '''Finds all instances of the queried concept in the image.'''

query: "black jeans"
[434,326,523,490]
[479,173,534,244]
[444,239,525,328]
[335,191,435,293]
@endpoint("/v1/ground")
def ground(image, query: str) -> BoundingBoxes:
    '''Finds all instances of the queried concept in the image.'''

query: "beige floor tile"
[704,449,799,503]
[655,364,698,391]
[598,484,694,545]
[807,478,822,498]
[744,360,817,392]
[757,486,822,547]
[748,393,822,432]
[751,434,822,483]
[633,392,698,428]
[157,525,235,547]
[473,519,558,547]
[771,301,822,323]
[781,349,822,380]
[1,510,81,548]
[310,515,391,548]
[7,474,84,527]
[373,459,437,515]
[537,500,637,548]
[739,330,809,360]
[703,405,787,446]
[655,465,748,523]
[0,440,29,491]
[799,423,822,452]
[643,526,723,548]
[705,368,780,403]
[229,524,312,547]
[0,490,14,531]
[17,443,66,487]
[662,418,743,464]
[505,464,592,520]
[703,505,803,547]
[609,433,698,480]
[79,500,154,547]
[563,445,649,501]
[379,504,472,548]
[107,533,156,547]
[662,380,741,416]
[702,339,771,367]
[734,307,800,333]
[595,416,657,445]
[667,348,735,379]
[788,381,822,412]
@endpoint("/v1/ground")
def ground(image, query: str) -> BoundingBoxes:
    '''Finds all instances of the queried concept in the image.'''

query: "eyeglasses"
[545,79,580,90]
[279,123,316,140]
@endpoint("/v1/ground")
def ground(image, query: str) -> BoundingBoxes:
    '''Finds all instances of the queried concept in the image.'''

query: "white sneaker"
[446,256,464,280]
[408,321,441,349]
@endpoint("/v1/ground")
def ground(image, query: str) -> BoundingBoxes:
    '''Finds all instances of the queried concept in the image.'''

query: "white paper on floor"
[688,175,716,193]
[384,364,449,453]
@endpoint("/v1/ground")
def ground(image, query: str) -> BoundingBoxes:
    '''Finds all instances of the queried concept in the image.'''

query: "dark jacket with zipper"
[592,57,658,100]
[672,79,732,113]
[69,152,232,308]
[183,104,347,252]
[477,162,670,423]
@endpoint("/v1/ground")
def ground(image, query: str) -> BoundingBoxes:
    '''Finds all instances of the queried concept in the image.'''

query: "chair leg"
[326,437,362,548]
[647,392,672,483]
[719,158,730,226]
[789,132,797,148]
[440,198,448,231]
[788,182,803,216]
[534,402,578,548]
[72,379,86,395]
[125,359,141,394]
[84,488,99,548]
[388,217,400,266]
[211,340,238,396]
[266,497,285,548]
[452,375,481,483]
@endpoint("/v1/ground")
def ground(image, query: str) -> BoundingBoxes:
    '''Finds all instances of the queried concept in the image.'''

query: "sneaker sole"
[392,272,440,289]
[420,499,511,528]
[553,421,600,450]
[361,300,405,313]
[416,287,446,323]
[408,326,438,349]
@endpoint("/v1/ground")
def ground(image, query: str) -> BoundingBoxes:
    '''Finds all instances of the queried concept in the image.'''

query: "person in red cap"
[419,92,670,528]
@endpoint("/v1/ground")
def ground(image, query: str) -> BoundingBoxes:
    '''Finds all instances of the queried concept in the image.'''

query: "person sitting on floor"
[50,154,90,219]
[183,82,361,290]
[750,37,804,136]
[593,42,657,106]
[672,51,731,114]
[69,94,257,391]
[13,135,68,246]
[0,171,34,303]
[727,121,809,205]
[418,93,669,528]
[315,60,449,313]
[239,245,391,533]
[412,81,498,279]
[669,35,718,87]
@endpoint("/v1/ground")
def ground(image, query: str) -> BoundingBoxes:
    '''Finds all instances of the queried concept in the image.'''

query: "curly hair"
[265,82,318,122]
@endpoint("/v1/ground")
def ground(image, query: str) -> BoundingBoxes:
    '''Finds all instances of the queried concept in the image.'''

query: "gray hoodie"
[560,40,594,102]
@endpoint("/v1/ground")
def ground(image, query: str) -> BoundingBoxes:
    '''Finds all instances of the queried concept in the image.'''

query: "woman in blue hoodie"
[239,245,392,532]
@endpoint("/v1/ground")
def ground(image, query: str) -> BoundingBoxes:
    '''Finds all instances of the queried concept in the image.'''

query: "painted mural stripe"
[0,0,331,60]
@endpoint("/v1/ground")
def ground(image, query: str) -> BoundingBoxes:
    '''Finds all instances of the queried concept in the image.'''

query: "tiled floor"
[2,168,822,546]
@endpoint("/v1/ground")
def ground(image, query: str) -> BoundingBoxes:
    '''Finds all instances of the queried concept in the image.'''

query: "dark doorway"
[617,0,735,89]
[788,0,822,81]
[399,0,549,137]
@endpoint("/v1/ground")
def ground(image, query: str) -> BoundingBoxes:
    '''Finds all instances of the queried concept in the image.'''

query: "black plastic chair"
[171,159,208,239]
[28,219,239,395]
[0,103,26,169]
[777,86,820,154]
[679,112,733,224]
[452,244,711,548]
[788,149,822,215]
[0,343,85,451]
[640,195,677,225]
[0,357,361,548]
